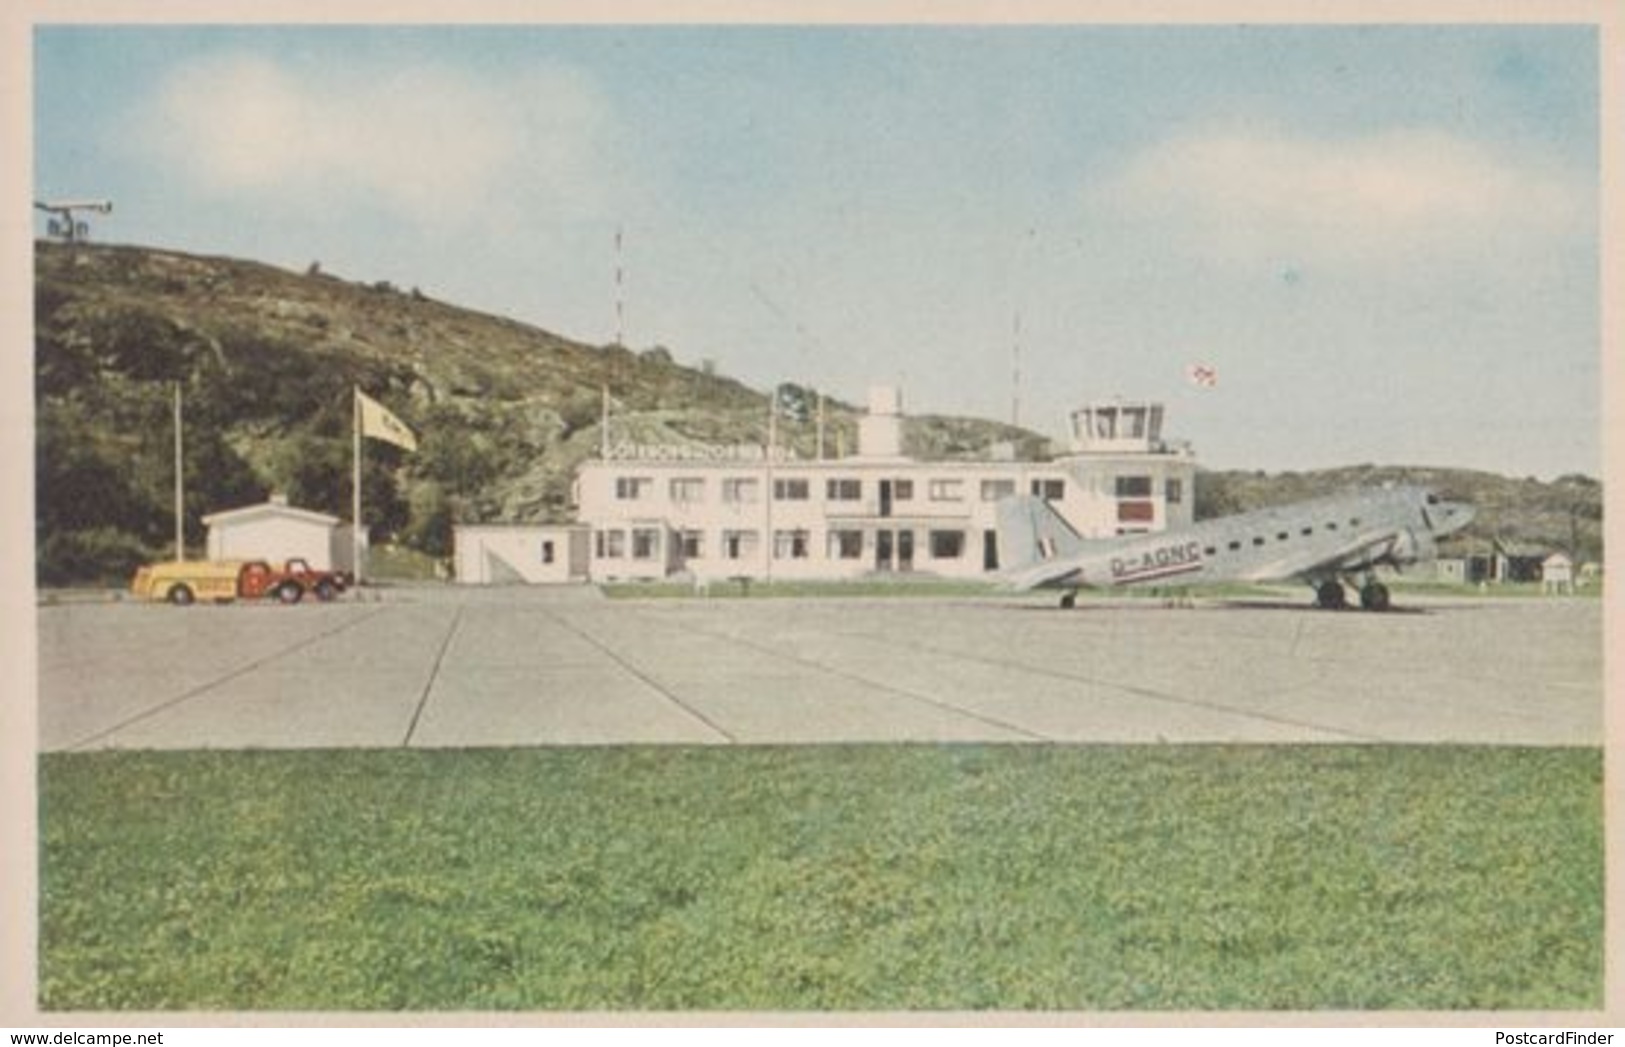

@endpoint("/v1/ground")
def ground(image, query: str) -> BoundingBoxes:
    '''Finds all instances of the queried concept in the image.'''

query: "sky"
[31,23,1601,479]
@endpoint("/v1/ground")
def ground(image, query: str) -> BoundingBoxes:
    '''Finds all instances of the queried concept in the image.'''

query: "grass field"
[38,745,1601,1012]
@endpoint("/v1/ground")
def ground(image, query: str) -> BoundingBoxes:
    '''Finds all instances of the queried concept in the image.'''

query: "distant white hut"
[1541,552,1574,596]
[203,494,363,572]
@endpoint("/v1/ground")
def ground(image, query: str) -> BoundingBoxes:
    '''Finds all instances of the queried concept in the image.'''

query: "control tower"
[1066,399,1191,457]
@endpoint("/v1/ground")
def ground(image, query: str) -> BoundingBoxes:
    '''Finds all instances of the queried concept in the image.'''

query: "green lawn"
[39,745,1601,1011]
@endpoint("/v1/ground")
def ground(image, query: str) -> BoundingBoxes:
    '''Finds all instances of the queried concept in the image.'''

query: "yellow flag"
[356,390,418,451]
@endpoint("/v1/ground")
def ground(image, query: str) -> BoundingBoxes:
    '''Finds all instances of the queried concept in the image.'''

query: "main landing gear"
[1314,578,1391,612]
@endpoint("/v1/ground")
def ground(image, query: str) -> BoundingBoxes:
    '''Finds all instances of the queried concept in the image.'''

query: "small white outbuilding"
[454,525,591,584]
[203,495,363,571]
[1542,552,1575,595]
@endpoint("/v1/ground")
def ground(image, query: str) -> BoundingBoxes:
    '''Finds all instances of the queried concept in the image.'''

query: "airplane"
[996,485,1475,611]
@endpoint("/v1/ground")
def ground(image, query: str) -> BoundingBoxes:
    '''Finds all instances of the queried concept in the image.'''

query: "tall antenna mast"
[1011,311,1023,429]
[614,225,625,347]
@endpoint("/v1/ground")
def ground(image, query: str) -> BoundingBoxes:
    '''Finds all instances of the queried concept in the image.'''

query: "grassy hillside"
[33,241,1045,583]
[34,241,1602,584]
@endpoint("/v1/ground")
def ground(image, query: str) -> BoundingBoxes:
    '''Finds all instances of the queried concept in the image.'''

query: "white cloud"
[1086,126,1590,270]
[132,53,621,230]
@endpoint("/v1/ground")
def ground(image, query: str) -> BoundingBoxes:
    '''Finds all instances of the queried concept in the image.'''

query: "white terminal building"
[558,386,1196,584]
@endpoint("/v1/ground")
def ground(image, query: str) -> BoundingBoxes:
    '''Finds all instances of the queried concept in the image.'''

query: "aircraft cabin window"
[1327,522,1339,531]
[1301,526,1314,536]
[1350,517,1362,527]
[1204,546,1217,556]
[1277,532,1289,541]
[1227,540,1241,551]
[1252,536,1266,547]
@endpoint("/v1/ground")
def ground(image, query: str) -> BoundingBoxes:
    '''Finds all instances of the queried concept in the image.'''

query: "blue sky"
[32,24,1600,478]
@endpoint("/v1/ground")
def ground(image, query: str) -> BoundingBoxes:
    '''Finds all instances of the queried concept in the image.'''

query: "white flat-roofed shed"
[203,496,361,571]
[454,524,591,584]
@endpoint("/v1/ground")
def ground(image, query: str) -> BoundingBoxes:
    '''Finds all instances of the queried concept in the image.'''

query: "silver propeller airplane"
[997,485,1475,611]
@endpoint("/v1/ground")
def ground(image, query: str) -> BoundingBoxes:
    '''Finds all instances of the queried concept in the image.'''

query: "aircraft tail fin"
[996,495,1089,571]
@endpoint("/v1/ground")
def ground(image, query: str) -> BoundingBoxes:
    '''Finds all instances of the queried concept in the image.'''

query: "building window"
[981,479,1016,502]
[541,540,555,564]
[632,528,660,560]
[828,529,863,559]
[615,477,652,501]
[722,478,760,504]
[929,479,964,502]
[680,530,703,558]
[827,478,862,501]
[1118,501,1155,523]
[595,530,625,559]
[723,530,759,560]
[1115,476,1153,498]
[670,478,705,503]
[774,529,810,559]
[773,478,810,501]
[893,479,914,501]
[1031,478,1065,501]
[1166,478,1183,505]
[929,530,966,559]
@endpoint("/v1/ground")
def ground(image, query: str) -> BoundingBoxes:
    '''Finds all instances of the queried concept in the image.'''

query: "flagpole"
[173,381,184,562]
[765,386,777,584]
[353,386,363,587]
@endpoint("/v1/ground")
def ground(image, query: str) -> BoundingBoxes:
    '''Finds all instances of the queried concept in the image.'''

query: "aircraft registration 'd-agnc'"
[996,485,1475,611]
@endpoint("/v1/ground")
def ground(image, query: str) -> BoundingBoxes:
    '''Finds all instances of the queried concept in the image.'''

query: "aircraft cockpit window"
[1426,493,1440,505]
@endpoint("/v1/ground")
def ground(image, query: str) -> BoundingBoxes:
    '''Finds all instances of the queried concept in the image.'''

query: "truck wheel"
[167,584,195,606]
[314,580,337,602]
[276,582,303,605]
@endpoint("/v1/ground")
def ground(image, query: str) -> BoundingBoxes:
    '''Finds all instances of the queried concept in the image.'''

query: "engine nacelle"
[1388,527,1437,567]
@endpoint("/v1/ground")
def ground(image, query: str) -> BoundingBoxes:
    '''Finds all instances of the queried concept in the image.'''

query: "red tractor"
[237,558,349,604]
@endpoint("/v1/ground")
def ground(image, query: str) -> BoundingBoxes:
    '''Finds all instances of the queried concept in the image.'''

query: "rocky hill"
[34,241,1602,584]
[33,241,1047,583]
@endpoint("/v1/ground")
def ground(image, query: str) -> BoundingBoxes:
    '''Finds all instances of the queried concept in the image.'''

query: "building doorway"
[874,529,914,572]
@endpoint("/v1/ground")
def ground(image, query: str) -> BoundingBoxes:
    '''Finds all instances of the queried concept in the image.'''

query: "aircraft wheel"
[1360,582,1391,612]
[1060,591,1077,610]
[1315,581,1347,610]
